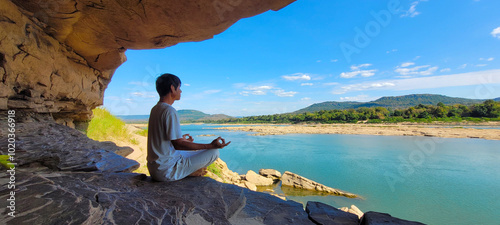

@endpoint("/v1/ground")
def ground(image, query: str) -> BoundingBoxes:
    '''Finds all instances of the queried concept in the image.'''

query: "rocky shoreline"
[126,124,361,201]
[205,161,359,199]
[214,122,500,140]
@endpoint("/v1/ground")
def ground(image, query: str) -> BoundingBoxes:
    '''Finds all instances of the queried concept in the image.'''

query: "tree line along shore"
[196,100,500,124]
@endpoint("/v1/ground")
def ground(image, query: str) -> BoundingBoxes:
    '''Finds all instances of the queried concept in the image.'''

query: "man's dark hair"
[156,73,181,97]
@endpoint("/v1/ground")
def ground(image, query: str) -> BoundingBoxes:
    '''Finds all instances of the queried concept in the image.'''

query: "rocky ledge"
[281,171,358,198]
[0,115,425,224]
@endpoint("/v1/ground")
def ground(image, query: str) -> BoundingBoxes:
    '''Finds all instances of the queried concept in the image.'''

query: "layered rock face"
[0,0,295,125]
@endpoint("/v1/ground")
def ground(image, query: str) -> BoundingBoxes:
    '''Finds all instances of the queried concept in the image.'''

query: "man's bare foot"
[188,168,208,177]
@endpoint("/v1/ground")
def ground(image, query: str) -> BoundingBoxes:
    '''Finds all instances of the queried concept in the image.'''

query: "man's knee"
[212,149,220,159]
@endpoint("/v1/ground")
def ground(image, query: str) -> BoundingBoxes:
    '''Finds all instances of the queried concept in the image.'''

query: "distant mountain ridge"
[177,110,233,122]
[295,94,495,113]
[117,110,233,123]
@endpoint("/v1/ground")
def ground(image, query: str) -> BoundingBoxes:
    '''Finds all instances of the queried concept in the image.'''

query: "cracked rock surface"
[1,169,314,224]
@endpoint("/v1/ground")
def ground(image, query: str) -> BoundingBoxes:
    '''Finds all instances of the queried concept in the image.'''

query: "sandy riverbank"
[213,122,500,140]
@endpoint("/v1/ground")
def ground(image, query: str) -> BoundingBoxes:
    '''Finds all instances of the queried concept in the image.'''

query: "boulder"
[244,181,258,192]
[97,141,134,157]
[306,201,360,225]
[259,168,282,180]
[5,118,139,173]
[281,171,358,198]
[245,170,274,186]
[340,205,364,219]
[214,158,242,183]
[348,205,364,219]
[359,212,426,225]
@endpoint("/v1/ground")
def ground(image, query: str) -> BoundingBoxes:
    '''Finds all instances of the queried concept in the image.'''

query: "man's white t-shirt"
[147,102,183,181]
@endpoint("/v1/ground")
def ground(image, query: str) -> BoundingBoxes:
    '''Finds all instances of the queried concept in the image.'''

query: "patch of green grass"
[87,107,131,142]
[0,155,12,169]
[130,138,139,145]
[207,163,222,178]
[134,128,148,137]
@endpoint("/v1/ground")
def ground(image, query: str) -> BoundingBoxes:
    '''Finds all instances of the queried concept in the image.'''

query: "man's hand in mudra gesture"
[210,137,231,149]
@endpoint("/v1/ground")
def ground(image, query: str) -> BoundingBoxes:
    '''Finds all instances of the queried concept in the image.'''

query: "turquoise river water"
[180,124,499,225]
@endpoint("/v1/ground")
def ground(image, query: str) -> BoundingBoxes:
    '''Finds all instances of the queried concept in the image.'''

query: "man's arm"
[171,136,231,151]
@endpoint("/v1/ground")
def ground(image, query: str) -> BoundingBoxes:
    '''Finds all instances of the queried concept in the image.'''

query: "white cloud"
[301,97,311,101]
[246,86,273,91]
[401,0,426,18]
[440,68,451,73]
[333,69,500,94]
[339,95,371,102]
[316,60,322,63]
[273,89,297,97]
[282,73,312,81]
[340,64,377,78]
[331,59,338,62]
[479,57,494,61]
[323,82,339,86]
[491,27,500,39]
[395,64,438,76]
[184,83,191,87]
[476,64,487,67]
[351,64,372,70]
[458,64,468,69]
[239,85,273,96]
[301,83,313,86]
[400,62,415,67]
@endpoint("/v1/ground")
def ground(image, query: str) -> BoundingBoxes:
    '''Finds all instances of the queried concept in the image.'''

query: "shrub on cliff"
[87,107,132,142]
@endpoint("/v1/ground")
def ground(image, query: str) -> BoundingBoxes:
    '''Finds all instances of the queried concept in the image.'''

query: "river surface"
[180,124,499,225]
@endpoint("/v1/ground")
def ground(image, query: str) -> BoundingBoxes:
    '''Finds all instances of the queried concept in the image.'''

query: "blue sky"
[104,0,500,116]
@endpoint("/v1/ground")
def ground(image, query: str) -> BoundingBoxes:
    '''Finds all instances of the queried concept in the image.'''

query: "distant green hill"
[178,109,233,122]
[295,94,489,113]
[178,110,210,121]
[117,110,233,123]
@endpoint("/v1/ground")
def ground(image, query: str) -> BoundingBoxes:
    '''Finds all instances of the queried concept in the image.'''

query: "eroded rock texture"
[1,170,315,224]
[0,0,295,124]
